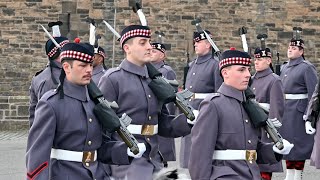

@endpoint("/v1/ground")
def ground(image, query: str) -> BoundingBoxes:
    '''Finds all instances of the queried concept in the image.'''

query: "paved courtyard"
[1,130,320,180]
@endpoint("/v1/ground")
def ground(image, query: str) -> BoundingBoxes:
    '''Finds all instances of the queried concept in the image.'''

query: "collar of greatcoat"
[253,68,273,79]
[93,64,105,76]
[196,52,212,64]
[287,56,304,67]
[151,61,165,70]
[120,59,149,78]
[63,79,89,102]
[217,83,245,102]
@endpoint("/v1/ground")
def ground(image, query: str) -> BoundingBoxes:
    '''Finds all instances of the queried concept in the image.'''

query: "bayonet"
[103,20,121,39]
[40,25,61,48]
[239,26,248,52]
[191,18,220,54]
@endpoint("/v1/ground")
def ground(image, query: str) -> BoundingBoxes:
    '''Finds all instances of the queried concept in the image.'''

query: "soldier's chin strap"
[56,69,66,99]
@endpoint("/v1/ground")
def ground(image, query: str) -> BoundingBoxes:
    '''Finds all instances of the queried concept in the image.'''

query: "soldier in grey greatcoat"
[150,42,177,167]
[98,25,192,180]
[251,47,285,180]
[28,21,69,127]
[180,30,223,168]
[279,37,318,180]
[92,46,107,84]
[304,83,320,170]
[188,48,293,180]
[26,43,128,180]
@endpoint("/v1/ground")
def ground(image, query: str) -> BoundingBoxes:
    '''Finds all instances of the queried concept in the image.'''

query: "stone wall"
[0,0,319,127]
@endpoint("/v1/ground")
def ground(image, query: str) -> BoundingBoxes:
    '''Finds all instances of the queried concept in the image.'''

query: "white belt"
[50,148,97,163]
[212,150,257,161]
[259,103,270,111]
[285,94,308,100]
[127,124,158,135]
[193,93,214,99]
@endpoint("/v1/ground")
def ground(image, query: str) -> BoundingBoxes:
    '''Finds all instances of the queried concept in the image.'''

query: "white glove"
[272,139,294,155]
[305,121,316,135]
[187,110,199,125]
[269,118,282,128]
[127,143,146,158]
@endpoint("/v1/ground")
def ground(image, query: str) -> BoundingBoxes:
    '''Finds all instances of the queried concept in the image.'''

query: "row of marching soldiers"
[25,18,320,180]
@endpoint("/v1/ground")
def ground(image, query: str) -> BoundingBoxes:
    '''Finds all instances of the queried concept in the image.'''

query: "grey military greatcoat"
[279,56,317,160]
[28,61,61,127]
[98,59,191,180]
[180,52,223,168]
[305,83,320,168]
[92,64,106,85]
[26,80,130,180]
[189,83,282,180]
[152,61,177,162]
[251,68,285,172]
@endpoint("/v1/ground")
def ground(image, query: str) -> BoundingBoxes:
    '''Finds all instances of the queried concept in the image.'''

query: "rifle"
[146,63,196,121]
[87,80,140,155]
[183,41,190,89]
[275,37,281,75]
[243,87,284,150]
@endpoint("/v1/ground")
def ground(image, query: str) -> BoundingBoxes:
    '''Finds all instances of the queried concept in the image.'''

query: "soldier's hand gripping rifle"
[242,87,284,150]
[88,80,140,155]
[191,18,221,57]
[146,63,196,121]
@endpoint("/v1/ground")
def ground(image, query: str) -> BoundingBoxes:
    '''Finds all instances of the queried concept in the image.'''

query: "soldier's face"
[287,45,303,60]
[194,40,211,56]
[63,60,93,85]
[124,37,152,66]
[222,65,251,91]
[149,49,165,62]
[93,54,103,67]
[254,57,271,72]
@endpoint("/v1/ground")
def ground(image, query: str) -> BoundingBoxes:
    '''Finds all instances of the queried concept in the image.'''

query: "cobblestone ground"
[1,132,320,180]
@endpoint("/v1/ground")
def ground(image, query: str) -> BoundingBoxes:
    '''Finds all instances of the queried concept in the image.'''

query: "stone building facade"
[0,0,319,129]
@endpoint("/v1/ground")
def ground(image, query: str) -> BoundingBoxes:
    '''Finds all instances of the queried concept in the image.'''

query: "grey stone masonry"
[0,96,29,130]
[0,0,319,129]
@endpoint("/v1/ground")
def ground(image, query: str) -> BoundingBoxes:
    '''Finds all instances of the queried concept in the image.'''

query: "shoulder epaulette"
[208,93,220,100]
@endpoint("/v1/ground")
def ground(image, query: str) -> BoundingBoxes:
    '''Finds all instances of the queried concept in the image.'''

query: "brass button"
[149,157,152,160]
[88,141,92,145]
[249,160,253,164]
[148,116,152,120]
[248,140,252,144]
[148,95,151,98]
[89,118,92,123]
[245,119,249,123]
[189,86,193,89]
[85,162,90,167]
[147,138,150,141]
[192,72,195,75]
